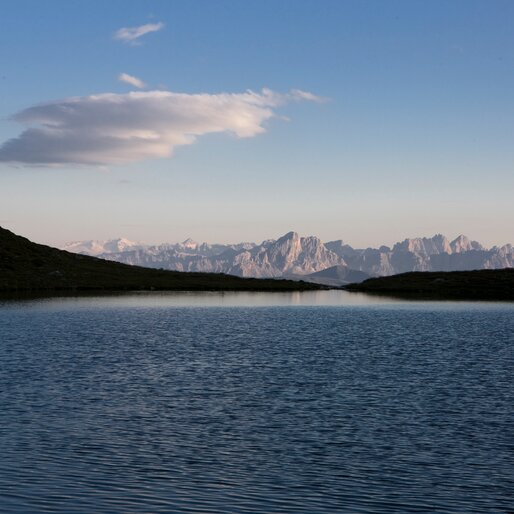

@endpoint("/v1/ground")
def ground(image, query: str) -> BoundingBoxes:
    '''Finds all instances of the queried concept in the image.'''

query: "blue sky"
[1,0,513,247]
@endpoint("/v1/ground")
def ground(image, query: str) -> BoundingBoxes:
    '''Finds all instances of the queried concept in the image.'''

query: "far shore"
[344,269,514,301]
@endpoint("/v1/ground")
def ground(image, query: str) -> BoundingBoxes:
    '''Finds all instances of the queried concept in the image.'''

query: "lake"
[1,291,513,513]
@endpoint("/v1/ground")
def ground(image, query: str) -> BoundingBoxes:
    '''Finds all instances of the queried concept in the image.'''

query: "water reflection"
[1,290,513,311]
[1,289,406,310]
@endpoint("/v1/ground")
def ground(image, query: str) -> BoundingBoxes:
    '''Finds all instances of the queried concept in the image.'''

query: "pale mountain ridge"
[93,231,343,279]
[62,232,514,282]
[62,238,145,256]
[326,234,511,276]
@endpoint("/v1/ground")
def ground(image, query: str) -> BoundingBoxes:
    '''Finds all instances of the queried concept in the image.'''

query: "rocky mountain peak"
[450,235,483,253]
[180,238,199,249]
[393,234,451,256]
[277,231,300,242]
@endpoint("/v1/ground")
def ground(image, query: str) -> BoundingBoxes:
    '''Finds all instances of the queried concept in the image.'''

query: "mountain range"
[62,232,514,286]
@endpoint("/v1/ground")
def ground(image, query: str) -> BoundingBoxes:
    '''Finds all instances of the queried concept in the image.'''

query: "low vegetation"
[345,269,514,300]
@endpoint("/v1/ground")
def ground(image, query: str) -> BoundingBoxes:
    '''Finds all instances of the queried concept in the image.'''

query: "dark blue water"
[1,292,513,513]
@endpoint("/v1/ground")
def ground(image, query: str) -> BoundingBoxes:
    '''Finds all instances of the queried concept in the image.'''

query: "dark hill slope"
[302,265,370,287]
[345,269,514,300]
[0,227,322,292]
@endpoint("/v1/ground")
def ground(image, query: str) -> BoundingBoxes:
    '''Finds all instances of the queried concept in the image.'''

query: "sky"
[0,0,513,248]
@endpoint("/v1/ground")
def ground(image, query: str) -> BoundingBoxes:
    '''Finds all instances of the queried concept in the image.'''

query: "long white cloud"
[114,22,164,43]
[0,89,323,166]
[118,73,146,89]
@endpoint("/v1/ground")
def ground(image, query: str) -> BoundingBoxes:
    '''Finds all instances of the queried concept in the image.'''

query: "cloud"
[0,89,322,166]
[118,73,146,89]
[114,22,164,44]
[289,89,328,103]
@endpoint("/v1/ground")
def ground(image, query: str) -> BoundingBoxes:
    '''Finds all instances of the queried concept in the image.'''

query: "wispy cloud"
[118,73,146,89]
[114,22,164,44]
[0,89,323,166]
[289,89,328,103]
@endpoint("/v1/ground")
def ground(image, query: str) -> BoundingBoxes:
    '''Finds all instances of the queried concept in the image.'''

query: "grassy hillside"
[345,269,514,300]
[0,227,323,292]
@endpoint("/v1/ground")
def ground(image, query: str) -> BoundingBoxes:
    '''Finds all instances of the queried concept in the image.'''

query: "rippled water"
[1,292,513,513]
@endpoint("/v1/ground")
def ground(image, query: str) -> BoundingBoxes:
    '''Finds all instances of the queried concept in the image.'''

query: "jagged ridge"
[63,232,514,282]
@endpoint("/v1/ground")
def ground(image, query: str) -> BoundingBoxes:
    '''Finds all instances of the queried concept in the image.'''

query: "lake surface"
[1,291,513,513]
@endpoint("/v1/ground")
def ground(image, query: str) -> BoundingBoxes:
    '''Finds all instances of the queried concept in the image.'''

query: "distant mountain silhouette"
[64,232,513,280]
[300,265,370,287]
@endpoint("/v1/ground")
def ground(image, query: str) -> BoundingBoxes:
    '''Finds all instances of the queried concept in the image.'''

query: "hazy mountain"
[326,234,512,276]
[62,238,145,256]
[63,232,514,280]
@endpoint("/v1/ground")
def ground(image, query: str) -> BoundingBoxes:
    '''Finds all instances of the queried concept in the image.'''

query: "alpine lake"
[1,290,512,513]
